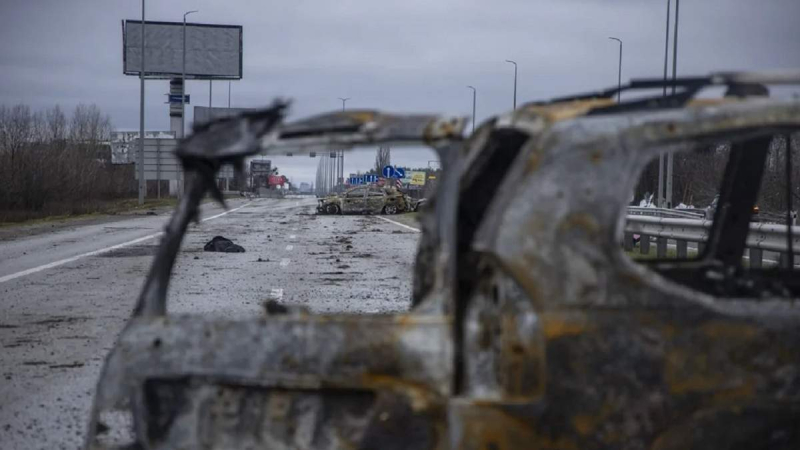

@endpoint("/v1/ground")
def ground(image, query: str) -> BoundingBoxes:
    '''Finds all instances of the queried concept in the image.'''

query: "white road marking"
[289,234,297,240]
[376,216,421,232]
[280,258,291,267]
[0,202,252,285]
[201,202,251,222]
[285,245,294,251]
[268,288,284,300]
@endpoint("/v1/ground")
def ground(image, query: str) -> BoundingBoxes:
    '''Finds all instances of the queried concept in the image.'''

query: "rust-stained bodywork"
[317,185,419,215]
[86,73,800,449]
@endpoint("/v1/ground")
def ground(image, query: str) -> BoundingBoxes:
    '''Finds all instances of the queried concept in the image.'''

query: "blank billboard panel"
[123,20,242,79]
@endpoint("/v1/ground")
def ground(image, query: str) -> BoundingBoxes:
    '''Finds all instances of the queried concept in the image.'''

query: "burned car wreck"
[317,185,422,215]
[86,72,800,449]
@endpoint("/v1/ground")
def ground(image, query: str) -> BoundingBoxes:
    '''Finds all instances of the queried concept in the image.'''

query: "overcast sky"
[1,0,799,184]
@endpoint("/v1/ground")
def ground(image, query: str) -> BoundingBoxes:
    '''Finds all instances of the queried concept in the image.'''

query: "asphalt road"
[0,197,421,449]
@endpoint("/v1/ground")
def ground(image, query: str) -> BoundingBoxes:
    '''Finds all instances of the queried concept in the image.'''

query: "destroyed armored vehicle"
[87,72,800,449]
[317,185,421,215]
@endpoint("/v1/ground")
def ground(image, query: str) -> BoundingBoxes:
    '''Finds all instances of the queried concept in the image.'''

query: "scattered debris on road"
[203,236,244,253]
[203,236,245,253]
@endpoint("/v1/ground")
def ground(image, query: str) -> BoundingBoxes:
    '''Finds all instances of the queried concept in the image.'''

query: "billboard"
[409,171,427,186]
[123,20,242,79]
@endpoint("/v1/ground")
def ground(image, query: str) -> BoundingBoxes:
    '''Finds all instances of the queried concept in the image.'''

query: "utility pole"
[338,97,350,189]
[608,38,623,102]
[658,0,670,208]
[666,0,680,208]
[181,10,198,139]
[467,86,476,133]
[138,0,146,205]
[209,80,212,108]
[505,60,517,109]
[228,81,231,108]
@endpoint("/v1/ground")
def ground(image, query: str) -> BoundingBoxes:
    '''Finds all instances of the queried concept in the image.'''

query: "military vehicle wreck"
[86,72,800,449]
[317,185,422,215]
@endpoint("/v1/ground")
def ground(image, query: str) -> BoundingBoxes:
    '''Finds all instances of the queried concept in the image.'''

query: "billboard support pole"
[181,10,198,142]
[138,0,146,206]
[156,139,161,199]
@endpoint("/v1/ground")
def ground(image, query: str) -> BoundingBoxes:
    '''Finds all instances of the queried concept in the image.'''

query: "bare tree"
[0,103,122,222]
[374,146,391,174]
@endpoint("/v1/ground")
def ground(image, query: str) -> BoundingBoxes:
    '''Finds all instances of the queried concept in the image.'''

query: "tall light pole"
[505,60,517,109]
[138,0,146,205]
[181,10,198,139]
[337,97,350,188]
[608,37,622,103]
[671,0,680,96]
[666,0,680,208]
[466,86,476,133]
[659,0,671,207]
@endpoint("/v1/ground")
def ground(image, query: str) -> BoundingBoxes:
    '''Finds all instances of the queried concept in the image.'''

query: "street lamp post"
[659,0,671,207]
[337,97,350,187]
[466,86,476,134]
[666,0,680,208]
[505,60,517,109]
[181,10,198,139]
[608,37,623,102]
[138,0,146,205]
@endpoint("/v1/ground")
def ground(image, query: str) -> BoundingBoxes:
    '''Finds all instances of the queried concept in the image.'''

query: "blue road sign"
[167,94,190,104]
[381,165,407,178]
[350,174,378,185]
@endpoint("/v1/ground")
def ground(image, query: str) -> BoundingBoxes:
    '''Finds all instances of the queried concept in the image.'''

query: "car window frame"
[346,188,366,198]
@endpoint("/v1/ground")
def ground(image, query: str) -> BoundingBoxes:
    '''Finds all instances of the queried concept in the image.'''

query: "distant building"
[110,130,176,164]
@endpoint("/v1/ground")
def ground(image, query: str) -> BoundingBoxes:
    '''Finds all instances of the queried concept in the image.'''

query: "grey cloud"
[1,0,798,184]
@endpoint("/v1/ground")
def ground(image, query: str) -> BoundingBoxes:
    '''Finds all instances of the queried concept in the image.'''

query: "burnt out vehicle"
[86,73,800,449]
[317,185,421,215]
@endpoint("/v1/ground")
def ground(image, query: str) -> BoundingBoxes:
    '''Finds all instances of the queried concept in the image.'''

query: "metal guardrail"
[623,215,800,267]
[627,206,706,220]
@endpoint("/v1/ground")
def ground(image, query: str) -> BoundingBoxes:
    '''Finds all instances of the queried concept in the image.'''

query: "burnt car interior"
[85,73,800,449]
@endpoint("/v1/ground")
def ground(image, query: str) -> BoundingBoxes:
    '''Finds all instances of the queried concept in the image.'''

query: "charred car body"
[86,72,800,449]
[317,185,422,215]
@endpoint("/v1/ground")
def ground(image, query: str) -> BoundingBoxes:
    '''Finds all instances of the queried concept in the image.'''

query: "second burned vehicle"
[316,185,423,215]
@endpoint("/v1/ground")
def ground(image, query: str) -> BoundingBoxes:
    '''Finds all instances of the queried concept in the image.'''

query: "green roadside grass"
[0,197,180,228]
